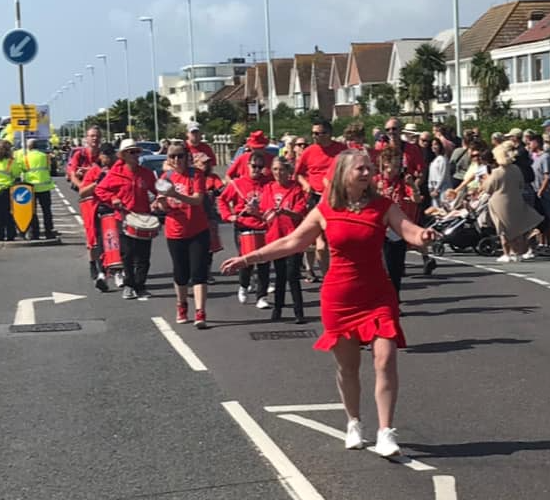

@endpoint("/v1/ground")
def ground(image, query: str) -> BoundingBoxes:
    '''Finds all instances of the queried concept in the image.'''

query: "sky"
[0,0,503,125]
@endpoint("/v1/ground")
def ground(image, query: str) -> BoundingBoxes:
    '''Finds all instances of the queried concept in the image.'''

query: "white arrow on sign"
[15,191,28,203]
[13,292,86,325]
[10,35,31,59]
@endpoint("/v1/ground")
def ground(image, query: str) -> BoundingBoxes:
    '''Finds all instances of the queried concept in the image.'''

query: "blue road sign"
[13,185,32,205]
[2,29,38,65]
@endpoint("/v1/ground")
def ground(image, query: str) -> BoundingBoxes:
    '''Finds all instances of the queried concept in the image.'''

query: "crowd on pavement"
[1,114,550,459]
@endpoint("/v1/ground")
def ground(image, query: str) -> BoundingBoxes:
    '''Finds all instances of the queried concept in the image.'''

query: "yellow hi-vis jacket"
[22,150,54,193]
[0,157,23,191]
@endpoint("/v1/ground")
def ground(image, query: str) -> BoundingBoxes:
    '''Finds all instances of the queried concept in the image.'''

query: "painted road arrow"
[13,292,86,325]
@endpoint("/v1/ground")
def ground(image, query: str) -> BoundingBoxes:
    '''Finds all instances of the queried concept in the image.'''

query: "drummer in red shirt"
[67,126,102,189]
[218,151,270,309]
[295,119,346,275]
[225,130,275,182]
[95,139,157,300]
[260,157,307,323]
[185,121,217,167]
[155,144,210,328]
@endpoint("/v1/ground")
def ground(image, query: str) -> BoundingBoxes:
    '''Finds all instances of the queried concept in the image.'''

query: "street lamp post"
[86,64,96,116]
[116,37,133,138]
[96,54,111,142]
[139,16,159,142]
[61,85,72,140]
[264,0,274,139]
[453,0,462,136]
[75,73,85,136]
[68,80,78,139]
[187,0,197,120]
[56,90,64,137]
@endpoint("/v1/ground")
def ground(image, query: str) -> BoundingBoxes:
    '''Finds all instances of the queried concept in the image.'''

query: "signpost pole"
[15,0,26,155]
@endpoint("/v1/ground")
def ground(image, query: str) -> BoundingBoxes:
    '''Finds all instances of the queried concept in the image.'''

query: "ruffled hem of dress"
[313,314,406,351]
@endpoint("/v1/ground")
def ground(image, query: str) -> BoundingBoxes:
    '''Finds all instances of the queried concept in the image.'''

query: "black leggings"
[167,229,210,286]
[383,238,407,300]
[273,254,304,316]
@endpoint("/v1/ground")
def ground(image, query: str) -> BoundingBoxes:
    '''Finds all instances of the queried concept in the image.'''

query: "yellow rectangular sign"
[10,104,38,132]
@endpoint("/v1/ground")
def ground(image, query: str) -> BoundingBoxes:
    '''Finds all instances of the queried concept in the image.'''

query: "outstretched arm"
[385,203,438,248]
[221,208,324,274]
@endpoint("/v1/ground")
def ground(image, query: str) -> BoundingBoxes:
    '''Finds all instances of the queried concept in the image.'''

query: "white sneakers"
[522,248,536,260]
[375,427,401,457]
[345,419,364,449]
[256,297,270,309]
[496,254,522,263]
[267,284,276,294]
[237,286,248,304]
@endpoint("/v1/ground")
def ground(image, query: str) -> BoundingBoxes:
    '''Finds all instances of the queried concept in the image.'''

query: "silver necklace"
[346,195,370,213]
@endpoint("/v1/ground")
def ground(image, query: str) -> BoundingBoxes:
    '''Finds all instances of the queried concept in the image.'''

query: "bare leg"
[371,337,398,430]
[174,283,188,305]
[193,283,207,311]
[332,336,362,420]
[501,236,510,256]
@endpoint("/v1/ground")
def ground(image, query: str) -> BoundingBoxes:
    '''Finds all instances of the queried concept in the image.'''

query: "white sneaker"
[375,427,400,457]
[496,254,511,263]
[237,286,248,304]
[522,249,536,260]
[345,418,364,450]
[114,271,125,288]
[267,284,275,294]
[256,297,270,309]
[510,254,521,262]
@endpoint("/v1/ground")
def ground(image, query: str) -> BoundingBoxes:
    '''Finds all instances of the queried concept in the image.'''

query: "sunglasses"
[312,131,327,136]
[168,153,186,159]
[385,127,398,132]
[126,150,141,156]
[296,143,307,147]
[250,164,264,169]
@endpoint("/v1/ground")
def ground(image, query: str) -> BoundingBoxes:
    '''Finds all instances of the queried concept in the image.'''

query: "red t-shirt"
[81,164,103,188]
[206,172,224,193]
[68,147,99,176]
[375,174,418,221]
[161,169,209,239]
[295,141,347,193]
[186,140,217,167]
[95,161,157,221]
[226,151,275,180]
[218,176,268,230]
[260,181,307,243]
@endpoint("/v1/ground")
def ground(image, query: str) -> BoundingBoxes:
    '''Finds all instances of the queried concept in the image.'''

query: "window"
[193,67,216,78]
[532,52,550,81]
[169,87,176,94]
[294,93,305,110]
[234,66,247,76]
[196,81,224,93]
[499,58,514,84]
[517,55,529,83]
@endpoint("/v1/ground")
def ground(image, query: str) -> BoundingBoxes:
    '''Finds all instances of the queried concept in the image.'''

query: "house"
[387,39,431,87]
[331,42,393,117]
[310,53,345,119]
[492,11,550,118]
[289,54,315,114]
[329,54,353,118]
[436,0,550,119]
[258,58,294,111]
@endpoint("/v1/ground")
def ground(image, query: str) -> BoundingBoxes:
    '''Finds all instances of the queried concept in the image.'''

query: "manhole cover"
[250,329,318,341]
[9,322,82,334]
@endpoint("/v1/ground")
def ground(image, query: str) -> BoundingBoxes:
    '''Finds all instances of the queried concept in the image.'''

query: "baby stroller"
[429,196,500,256]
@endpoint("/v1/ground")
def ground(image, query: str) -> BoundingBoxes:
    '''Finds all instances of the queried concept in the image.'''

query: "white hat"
[403,123,419,135]
[188,121,200,132]
[119,138,142,152]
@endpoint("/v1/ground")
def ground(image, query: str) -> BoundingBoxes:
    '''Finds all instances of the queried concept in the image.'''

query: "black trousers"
[383,238,407,300]
[234,226,269,300]
[273,254,304,317]
[120,233,152,292]
[30,190,53,238]
[167,230,210,286]
[0,189,16,240]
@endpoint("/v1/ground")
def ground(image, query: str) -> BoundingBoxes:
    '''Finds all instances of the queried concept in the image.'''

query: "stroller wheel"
[476,236,498,257]
[432,241,445,256]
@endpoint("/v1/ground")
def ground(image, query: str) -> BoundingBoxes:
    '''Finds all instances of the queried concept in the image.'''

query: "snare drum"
[209,220,223,253]
[100,213,123,269]
[239,230,266,256]
[123,212,160,240]
[79,196,97,249]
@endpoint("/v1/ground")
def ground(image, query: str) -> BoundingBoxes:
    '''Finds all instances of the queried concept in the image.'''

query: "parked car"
[229,145,280,166]
[136,141,160,153]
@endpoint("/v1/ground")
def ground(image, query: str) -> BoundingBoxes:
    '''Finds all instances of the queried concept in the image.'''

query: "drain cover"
[250,329,317,341]
[9,322,82,334]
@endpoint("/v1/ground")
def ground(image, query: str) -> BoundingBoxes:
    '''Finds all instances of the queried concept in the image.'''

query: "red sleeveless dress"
[314,197,406,351]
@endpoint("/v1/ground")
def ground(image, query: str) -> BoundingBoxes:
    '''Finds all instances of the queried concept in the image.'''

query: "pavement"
[1,178,549,500]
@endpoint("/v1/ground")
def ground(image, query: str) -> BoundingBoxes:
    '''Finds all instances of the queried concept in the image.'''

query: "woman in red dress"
[260,157,307,323]
[222,149,437,456]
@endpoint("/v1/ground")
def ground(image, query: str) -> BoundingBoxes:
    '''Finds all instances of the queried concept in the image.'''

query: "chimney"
[528,10,545,29]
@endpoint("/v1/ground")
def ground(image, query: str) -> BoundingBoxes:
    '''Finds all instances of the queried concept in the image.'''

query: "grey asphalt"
[1,179,549,500]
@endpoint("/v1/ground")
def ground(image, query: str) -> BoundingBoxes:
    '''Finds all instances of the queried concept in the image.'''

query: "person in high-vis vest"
[23,138,56,240]
[0,140,23,241]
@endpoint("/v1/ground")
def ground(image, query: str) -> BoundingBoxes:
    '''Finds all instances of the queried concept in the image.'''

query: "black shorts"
[167,229,210,286]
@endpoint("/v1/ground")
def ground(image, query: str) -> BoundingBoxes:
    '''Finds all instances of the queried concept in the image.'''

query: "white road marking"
[265,403,344,413]
[74,215,83,226]
[56,191,66,199]
[507,273,527,278]
[433,475,457,500]
[480,267,505,273]
[67,206,76,214]
[151,317,207,371]
[277,414,436,472]
[525,277,549,286]
[61,199,71,206]
[222,401,325,500]
[13,292,86,325]
[51,223,79,227]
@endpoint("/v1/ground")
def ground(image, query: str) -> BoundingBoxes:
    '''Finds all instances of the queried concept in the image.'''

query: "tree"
[273,103,295,120]
[371,84,401,115]
[470,51,510,119]
[399,60,423,116]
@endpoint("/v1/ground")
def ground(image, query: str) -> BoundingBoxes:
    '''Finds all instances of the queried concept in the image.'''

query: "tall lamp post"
[139,16,159,142]
[75,72,85,136]
[187,0,197,120]
[116,37,132,138]
[96,54,111,142]
[263,0,274,139]
[453,0,462,136]
[56,89,64,137]
[68,80,78,139]
[86,64,96,116]
[61,85,72,140]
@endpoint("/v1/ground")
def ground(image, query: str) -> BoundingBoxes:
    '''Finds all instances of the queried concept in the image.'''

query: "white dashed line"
[67,206,76,214]
[433,475,458,500]
[265,403,344,413]
[525,277,549,286]
[61,199,71,206]
[507,273,527,278]
[74,215,83,226]
[151,316,207,371]
[222,401,325,500]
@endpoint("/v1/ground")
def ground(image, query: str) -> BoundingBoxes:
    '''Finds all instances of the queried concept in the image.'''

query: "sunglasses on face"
[168,153,186,159]
[312,131,326,136]
[250,164,264,169]
[126,150,141,156]
[385,127,398,132]
[296,143,307,147]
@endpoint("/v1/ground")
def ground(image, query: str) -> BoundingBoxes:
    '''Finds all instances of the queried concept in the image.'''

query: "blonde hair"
[492,140,515,167]
[329,149,376,209]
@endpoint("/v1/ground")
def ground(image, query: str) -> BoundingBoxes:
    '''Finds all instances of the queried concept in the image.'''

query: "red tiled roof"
[244,67,256,99]
[312,58,335,120]
[272,58,294,95]
[206,83,245,104]
[349,42,393,84]
[445,1,550,59]
[510,11,550,44]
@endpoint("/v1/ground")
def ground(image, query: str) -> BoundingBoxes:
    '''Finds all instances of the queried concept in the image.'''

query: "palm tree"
[414,43,446,121]
[470,51,510,118]
[399,59,424,116]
